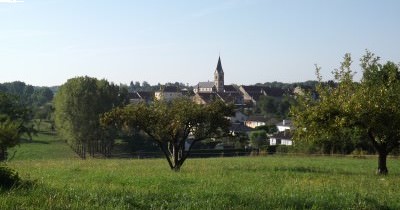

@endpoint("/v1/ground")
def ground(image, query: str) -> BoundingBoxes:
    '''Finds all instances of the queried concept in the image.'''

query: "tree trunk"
[368,130,389,175]
[171,143,182,172]
[377,151,388,175]
[0,146,6,161]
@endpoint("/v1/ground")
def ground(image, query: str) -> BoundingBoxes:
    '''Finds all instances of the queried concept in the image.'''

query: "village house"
[154,86,183,102]
[269,130,293,146]
[244,115,269,128]
[276,119,293,132]
[269,119,294,146]
[128,91,154,104]
[238,85,286,106]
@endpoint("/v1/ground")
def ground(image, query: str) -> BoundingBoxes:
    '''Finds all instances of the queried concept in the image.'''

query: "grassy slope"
[2,132,400,209]
[8,132,78,161]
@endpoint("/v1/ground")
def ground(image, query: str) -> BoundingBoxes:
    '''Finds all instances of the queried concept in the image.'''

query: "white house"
[269,131,293,146]
[276,120,293,132]
[244,115,268,128]
[154,86,183,102]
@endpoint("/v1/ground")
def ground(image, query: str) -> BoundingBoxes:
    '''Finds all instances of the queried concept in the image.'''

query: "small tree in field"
[291,51,400,175]
[0,92,27,160]
[101,98,234,171]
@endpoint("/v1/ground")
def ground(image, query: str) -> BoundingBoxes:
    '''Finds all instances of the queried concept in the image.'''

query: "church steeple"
[214,56,224,92]
[216,56,223,73]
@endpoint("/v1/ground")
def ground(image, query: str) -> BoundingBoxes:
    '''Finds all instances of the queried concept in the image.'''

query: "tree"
[54,76,127,158]
[0,92,28,160]
[31,87,54,107]
[291,51,400,175]
[0,120,20,161]
[1,81,35,105]
[101,98,234,171]
[257,96,277,114]
[249,130,267,149]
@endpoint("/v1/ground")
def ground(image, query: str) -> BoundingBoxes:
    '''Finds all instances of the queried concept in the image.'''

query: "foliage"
[0,120,21,160]
[53,76,128,158]
[0,92,31,160]
[249,130,267,149]
[256,95,295,118]
[291,51,400,174]
[254,124,278,134]
[101,98,234,171]
[0,81,53,108]
[0,166,21,189]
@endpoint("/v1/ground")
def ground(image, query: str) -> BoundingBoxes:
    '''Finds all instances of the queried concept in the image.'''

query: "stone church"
[193,56,243,105]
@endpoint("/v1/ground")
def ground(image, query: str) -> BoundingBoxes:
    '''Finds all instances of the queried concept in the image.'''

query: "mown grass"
[2,131,400,209]
[8,131,78,161]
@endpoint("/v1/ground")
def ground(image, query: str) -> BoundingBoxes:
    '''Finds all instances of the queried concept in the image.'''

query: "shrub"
[0,166,21,189]
[276,145,290,154]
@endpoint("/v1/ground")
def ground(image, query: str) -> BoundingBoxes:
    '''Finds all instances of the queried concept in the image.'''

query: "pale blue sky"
[1,0,399,86]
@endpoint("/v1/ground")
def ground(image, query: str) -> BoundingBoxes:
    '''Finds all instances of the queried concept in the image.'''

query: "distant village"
[126,57,315,148]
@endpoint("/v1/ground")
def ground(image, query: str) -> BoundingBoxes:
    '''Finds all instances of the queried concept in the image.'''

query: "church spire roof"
[216,56,223,73]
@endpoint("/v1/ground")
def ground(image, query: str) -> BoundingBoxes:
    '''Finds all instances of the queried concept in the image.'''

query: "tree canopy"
[101,98,234,171]
[0,92,28,160]
[291,51,400,174]
[54,76,128,158]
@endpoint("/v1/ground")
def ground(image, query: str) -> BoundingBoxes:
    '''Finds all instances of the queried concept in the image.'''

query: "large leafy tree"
[101,98,234,171]
[54,76,127,158]
[292,51,400,174]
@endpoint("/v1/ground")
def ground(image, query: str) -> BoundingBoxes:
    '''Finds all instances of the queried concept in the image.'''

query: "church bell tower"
[214,56,224,92]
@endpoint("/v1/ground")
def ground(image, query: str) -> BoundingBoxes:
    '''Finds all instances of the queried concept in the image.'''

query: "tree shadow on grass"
[19,138,49,144]
[273,166,360,176]
[38,131,57,136]
[0,167,36,192]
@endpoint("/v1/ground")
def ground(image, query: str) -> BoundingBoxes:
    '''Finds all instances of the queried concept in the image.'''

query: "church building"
[193,56,244,105]
[194,56,225,93]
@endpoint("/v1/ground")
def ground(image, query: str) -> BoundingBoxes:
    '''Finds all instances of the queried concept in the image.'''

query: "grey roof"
[217,92,243,104]
[271,131,293,140]
[128,92,140,99]
[276,120,293,127]
[264,87,285,97]
[224,85,237,92]
[197,82,215,89]
[230,123,254,133]
[241,85,264,93]
[137,91,154,100]
[195,92,219,104]
[246,115,269,123]
[161,86,179,92]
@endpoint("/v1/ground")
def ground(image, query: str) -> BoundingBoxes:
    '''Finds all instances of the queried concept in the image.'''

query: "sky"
[0,0,399,87]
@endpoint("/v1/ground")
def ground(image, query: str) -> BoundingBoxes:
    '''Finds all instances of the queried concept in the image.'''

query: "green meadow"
[1,132,400,209]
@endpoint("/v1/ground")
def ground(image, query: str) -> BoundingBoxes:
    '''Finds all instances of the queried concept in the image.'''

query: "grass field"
[1,132,400,209]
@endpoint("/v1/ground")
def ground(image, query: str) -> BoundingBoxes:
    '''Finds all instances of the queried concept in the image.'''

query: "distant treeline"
[0,81,54,108]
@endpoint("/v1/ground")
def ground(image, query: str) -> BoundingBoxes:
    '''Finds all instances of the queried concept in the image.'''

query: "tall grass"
[2,130,400,209]
[1,156,399,209]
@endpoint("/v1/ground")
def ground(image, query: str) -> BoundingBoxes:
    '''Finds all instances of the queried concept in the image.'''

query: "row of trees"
[292,51,400,175]
[53,76,128,158]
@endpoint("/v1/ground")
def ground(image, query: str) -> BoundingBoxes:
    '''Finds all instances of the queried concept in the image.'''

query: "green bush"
[0,166,21,189]
[276,145,290,154]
